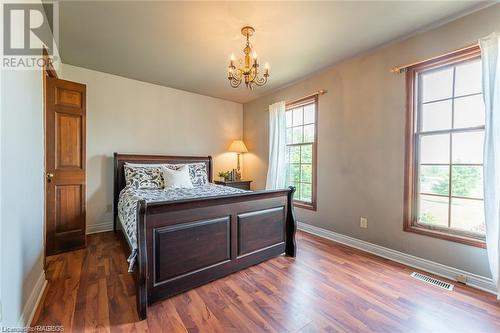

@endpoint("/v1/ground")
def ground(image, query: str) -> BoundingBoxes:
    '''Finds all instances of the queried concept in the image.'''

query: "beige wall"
[1,69,46,326]
[60,65,243,232]
[243,4,500,278]
[0,1,61,324]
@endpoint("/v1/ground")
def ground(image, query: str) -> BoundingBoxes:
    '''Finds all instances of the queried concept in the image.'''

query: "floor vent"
[410,272,454,291]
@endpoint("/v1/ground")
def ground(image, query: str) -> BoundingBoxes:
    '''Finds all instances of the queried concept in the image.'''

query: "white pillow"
[161,165,194,189]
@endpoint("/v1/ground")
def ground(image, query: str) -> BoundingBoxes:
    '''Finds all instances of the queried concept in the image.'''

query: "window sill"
[293,201,316,211]
[404,224,486,248]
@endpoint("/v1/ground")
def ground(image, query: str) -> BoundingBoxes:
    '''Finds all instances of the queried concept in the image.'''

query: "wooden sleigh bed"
[113,153,297,320]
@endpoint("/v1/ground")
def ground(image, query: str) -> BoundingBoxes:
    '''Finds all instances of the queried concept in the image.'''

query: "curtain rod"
[289,89,327,103]
[264,89,327,111]
[390,43,479,74]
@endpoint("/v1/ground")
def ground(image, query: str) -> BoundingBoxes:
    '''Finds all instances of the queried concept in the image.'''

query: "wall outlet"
[360,217,368,229]
[456,274,468,284]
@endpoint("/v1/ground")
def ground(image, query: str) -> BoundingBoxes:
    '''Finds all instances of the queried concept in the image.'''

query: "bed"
[113,153,297,320]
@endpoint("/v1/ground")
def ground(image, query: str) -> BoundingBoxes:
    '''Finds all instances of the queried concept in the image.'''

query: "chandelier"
[228,26,269,89]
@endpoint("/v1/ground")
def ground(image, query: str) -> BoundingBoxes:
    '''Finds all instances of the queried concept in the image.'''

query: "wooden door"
[45,77,86,255]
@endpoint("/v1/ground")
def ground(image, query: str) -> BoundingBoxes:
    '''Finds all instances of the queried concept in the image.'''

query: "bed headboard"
[113,153,213,230]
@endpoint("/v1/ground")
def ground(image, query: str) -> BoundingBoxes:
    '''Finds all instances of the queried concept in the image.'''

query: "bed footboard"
[134,186,296,320]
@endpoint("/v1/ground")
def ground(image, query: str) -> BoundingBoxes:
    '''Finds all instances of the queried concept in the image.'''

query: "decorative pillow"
[187,163,209,186]
[124,165,163,189]
[161,165,194,189]
[164,163,209,186]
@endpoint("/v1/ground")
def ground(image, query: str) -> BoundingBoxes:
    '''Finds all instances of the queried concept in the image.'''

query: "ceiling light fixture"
[228,26,269,89]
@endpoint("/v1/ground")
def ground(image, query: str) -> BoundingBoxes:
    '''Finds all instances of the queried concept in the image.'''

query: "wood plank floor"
[32,231,500,332]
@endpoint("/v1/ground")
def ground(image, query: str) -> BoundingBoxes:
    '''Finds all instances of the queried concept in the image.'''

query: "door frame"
[42,48,58,266]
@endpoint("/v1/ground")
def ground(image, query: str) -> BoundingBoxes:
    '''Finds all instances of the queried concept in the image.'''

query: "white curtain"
[480,32,500,299]
[266,101,287,189]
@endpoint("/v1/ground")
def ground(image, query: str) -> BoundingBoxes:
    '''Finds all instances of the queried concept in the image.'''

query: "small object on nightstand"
[215,179,252,190]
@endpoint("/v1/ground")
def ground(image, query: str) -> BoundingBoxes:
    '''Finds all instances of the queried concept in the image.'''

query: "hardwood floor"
[32,231,500,332]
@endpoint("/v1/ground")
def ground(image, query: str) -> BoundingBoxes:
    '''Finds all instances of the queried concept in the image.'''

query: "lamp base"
[236,153,242,179]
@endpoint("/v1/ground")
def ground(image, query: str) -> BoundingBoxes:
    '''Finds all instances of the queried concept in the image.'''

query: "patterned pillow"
[124,165,163,189]
[164,163,209,186]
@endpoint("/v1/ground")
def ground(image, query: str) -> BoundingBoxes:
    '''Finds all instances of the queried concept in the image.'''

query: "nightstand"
[215,180,252,190]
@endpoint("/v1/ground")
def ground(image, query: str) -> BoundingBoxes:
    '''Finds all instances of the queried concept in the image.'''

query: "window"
[285,96,317,210]
[404,46,486,247]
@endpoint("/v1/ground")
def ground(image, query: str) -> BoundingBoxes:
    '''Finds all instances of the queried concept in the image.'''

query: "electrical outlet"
[360,217,368,229]
[456,274,468,284]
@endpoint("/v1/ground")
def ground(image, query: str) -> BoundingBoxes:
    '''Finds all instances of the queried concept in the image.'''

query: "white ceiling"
[59,1,491,104]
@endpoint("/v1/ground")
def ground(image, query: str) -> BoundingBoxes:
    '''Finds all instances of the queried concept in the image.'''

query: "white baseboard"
[17,271,47,327]
[297,222,497,295]
[86,221,113,234]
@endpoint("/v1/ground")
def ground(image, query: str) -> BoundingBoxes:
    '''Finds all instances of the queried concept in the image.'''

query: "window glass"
[285,99,317,208]
[412,56,485,238]
[421,67,453,102]
[454,95,485,128]
[421,100,452,132]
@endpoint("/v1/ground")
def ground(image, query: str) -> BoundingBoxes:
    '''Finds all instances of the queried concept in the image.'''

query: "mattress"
[118,183,250,271]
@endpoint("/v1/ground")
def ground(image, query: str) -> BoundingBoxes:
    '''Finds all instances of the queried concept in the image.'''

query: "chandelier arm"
[253,75,268,87]
[230,80,241,88]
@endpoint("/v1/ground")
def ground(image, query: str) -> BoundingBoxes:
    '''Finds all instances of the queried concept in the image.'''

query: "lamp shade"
[228,140,248,153]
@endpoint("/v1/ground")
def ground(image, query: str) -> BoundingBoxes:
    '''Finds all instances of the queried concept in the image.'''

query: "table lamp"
[228,140,248,175]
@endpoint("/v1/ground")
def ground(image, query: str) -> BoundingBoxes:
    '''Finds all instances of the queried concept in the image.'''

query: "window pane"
[292,127,303,144]
[301,144,313,163]
[452,131,484,164]
[286,128,292,144]
[290,146,300,163]
[451,166,483,199]
[454,60,482,97]
[450,198,485,234]
[303,124,315,142]
[286,111,292,128]
[285,146,290,163]
[454,94,485,129]
[301,164,312,183]
[421,67,453,102]
[419,165,449,196]
[292,108,303,126]
[290,182,301,199]
[289,164,300,182]
[304,104,315,124]
[418,195,449,228]
[421,100,452,132]
[420,134,450,164]
[301,183,312,203]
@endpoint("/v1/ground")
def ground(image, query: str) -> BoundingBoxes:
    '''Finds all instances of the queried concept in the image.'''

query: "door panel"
[56,87,82,108]
[56,113,83,168]
[55,185,84,233]
[45,77,86,255]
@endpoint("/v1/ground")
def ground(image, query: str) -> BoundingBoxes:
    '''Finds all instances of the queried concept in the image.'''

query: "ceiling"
[59,1,491,104]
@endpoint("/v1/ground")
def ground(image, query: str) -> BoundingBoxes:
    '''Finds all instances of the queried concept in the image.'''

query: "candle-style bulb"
[253,52,257,59]
[230,53,235,61]
[265,62,269,69]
